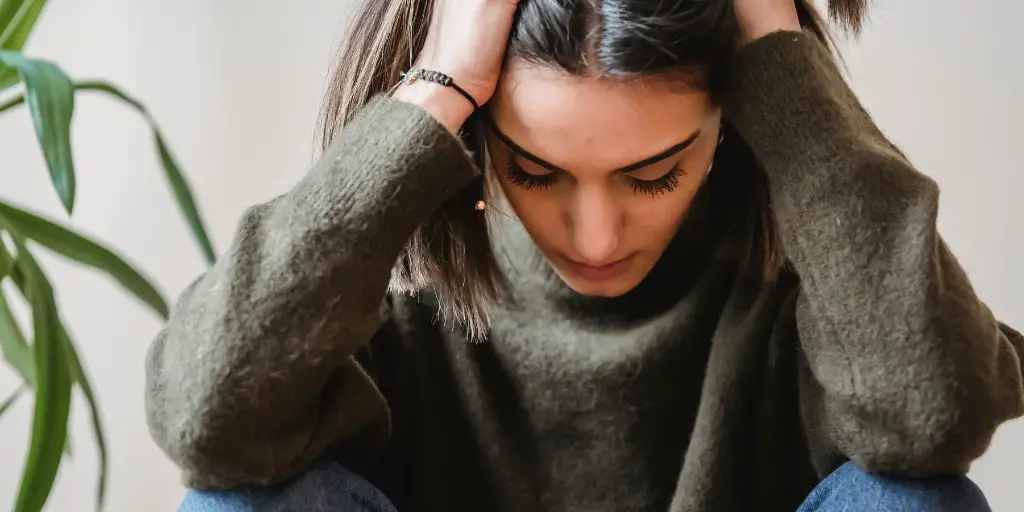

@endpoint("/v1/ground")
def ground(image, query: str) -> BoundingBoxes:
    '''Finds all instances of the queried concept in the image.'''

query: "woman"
[149,0,1023,510]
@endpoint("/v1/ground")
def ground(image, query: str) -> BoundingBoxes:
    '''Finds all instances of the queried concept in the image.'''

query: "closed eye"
[505,159,688,197]
[505,161,556,190]
[628,162,688,196]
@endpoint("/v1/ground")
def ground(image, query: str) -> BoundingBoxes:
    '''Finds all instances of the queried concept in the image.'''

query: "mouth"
[564,255,634,281]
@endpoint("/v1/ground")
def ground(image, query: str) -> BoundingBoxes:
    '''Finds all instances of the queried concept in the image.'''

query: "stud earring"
[474,200,487,211]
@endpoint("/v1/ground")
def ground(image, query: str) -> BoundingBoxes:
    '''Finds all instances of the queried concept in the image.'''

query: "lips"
[564,255,633,281]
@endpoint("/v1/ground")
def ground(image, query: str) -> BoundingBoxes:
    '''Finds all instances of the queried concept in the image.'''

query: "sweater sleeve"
[144,96,478,489]
[725,32,1024,476]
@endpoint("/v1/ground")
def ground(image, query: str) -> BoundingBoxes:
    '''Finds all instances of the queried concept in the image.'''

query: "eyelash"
[504,161,688,197]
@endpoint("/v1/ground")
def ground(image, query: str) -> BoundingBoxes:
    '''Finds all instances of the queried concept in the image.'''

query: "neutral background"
[1,0,1021,510]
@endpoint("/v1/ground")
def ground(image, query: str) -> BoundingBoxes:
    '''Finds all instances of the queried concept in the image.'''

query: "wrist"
[392,81,474,134]
[738,14,802,47]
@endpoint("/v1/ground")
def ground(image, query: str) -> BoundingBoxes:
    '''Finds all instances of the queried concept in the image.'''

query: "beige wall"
[0,1,1020,510]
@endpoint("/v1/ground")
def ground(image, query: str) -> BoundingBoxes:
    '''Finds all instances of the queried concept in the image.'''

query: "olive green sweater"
[145,32,1024,511]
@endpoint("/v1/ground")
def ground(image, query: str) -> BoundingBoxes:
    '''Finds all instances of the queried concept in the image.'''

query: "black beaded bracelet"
[399,66,479,110]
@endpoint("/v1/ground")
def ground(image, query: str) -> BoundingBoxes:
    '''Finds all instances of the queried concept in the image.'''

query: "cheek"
[623,183,701,248]
[497,178,564,247]
[623,137,717,243]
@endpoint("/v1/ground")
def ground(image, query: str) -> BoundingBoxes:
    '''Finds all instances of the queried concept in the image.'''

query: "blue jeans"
[178,460,991,512]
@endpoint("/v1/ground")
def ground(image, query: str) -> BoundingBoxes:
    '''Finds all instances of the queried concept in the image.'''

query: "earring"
[474,200,487,211]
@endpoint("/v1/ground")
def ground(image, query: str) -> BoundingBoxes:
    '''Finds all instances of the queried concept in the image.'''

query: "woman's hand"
[393,0,520,133]
[734,0,802,46]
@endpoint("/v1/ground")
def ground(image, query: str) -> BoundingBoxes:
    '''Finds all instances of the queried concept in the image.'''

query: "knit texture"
[145,32,1024,511]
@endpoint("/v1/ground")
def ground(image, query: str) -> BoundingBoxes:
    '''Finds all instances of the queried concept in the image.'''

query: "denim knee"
[798,461,991,512]
[177,459,397,512]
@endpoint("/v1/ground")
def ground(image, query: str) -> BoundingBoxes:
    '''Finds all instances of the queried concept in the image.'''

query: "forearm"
[727,32,1024,474]
[145,96,478,487]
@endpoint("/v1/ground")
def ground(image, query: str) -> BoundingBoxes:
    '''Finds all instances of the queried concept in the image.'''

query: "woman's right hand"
[392,0,520,133]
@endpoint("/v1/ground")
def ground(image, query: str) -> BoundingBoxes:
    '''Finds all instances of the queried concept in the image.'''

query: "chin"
[557,273,644,298]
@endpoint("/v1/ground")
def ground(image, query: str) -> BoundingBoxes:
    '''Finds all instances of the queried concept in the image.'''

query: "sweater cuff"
[316,93,481,235]
[723,31,877,175]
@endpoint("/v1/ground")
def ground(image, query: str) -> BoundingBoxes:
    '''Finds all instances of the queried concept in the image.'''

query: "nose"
[568,185,622,264]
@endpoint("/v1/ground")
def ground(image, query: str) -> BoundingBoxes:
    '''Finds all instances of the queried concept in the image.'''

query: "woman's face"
[487,62,722,297]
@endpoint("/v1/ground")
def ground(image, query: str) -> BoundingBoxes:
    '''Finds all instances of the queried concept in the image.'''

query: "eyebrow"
[489,121,702,174]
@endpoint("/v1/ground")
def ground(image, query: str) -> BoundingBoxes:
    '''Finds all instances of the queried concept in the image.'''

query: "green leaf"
[0,239,35,386]
[0,0,47,89]
[0,90,25,112]
[77,81,216,264]
[10,239,72,512]
[0,51,75,213]
[0,200,168,318]
[0,384,25,417]
[60,326,107,509]
[0,67,15,90]
[1,81,218,263]
[0,287,34,386]
[0,234,30,298]
[0,235,12,276]
[0,0,48,50]
[2,237,107,509]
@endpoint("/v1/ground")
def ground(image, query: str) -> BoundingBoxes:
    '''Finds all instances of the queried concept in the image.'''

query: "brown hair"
[318,0,868,338]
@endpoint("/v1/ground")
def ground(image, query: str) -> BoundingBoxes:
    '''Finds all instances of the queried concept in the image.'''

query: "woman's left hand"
[734,0,802,46]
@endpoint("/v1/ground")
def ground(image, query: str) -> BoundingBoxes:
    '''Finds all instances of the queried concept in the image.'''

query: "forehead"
[489,61,715,169]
